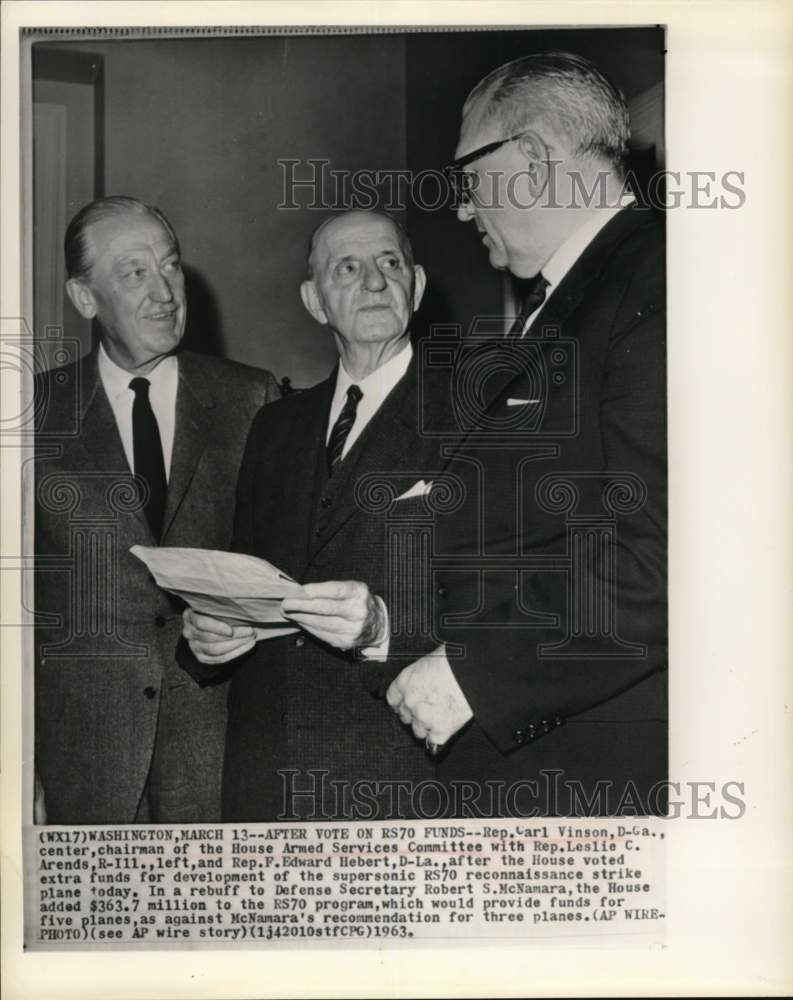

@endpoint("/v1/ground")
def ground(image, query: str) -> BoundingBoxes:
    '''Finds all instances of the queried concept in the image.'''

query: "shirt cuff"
[358,596,390,662]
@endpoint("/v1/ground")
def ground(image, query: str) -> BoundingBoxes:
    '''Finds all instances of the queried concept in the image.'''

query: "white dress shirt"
[97,343,179,480]
[520,195,636,336]
[326,341,413,458]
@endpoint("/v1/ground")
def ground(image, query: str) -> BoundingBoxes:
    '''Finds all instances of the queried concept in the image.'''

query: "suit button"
[143,686,157,700]
[540,719,551,734]
[154,615,166,628]
[437,585,447,598]
[513,729,524,744]
[320,497,332,509]
[295,636,305,648]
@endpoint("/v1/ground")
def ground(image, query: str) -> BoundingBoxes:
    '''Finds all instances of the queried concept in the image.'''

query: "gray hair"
[464,51,631,171]
[64,196,180,281]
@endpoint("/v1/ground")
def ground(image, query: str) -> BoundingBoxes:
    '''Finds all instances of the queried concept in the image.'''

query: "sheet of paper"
[130,546,303,633]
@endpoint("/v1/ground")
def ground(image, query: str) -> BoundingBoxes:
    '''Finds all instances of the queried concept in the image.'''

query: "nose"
[456,197,476,223]
[148,269,175,303]
[362,260,387,292]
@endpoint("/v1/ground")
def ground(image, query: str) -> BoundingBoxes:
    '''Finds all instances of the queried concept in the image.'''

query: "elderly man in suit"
[181,210,444,821]
[34,196,279,824]
[386,52,668,815]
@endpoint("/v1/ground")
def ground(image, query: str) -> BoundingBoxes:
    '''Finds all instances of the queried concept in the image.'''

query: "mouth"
[146,309,178,322]
[358,304,392,313]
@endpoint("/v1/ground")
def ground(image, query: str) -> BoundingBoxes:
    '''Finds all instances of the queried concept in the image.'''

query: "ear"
[300,280,328,326]
[65,278,98,320]
[515,130,553,192]
[412,265,427,313]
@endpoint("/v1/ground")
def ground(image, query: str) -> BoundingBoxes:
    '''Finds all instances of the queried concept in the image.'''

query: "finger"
[184,623,254,644]
[397,704,413,725]
[402,685,432,714]
[410,721,428,740]
[282,598,361,619]
[298,580,360,600]
[281,613,352,636]
[185,612,234,637]
[409,701,435,729]
[386,680,405,708]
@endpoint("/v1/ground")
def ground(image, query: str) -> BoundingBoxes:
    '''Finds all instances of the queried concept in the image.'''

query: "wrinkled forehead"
[314,215,406,269]
[86,212,175,271]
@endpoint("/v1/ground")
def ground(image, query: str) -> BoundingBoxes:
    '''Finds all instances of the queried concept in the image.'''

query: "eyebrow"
[112,244,179,270]
[329,247,403,265]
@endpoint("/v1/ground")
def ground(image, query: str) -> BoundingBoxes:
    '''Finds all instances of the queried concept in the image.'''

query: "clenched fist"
[387,646,473,750]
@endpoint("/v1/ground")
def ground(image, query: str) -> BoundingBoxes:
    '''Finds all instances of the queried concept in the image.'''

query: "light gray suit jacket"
[34,349,279,823]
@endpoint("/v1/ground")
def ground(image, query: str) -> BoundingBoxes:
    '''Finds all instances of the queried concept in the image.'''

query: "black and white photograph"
[29,25,667,827]
[2,0,791,997]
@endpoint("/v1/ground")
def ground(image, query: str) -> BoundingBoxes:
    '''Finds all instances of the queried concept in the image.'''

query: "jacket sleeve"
[441,300,667,754]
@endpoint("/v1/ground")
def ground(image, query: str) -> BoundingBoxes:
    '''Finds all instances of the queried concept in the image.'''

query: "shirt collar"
[541,195,636,291]
[335,340,413,402]
[97,342,178,398]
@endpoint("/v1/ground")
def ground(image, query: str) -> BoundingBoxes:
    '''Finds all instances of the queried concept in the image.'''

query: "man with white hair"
[180,210,444,821]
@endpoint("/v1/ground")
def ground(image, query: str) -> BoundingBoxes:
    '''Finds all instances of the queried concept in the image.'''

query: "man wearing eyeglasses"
[386,52,667,815]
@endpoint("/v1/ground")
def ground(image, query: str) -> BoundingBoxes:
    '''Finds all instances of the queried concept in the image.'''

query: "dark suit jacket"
[179,355,448,822]
[387,206,668,816]
[34,349,279,823]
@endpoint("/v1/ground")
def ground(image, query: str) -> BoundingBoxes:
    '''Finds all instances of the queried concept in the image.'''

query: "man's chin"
[486,245,510,271]
[504,255,543,280]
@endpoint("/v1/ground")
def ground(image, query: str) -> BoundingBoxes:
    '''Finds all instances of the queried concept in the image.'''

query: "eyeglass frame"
[443,130,553,204]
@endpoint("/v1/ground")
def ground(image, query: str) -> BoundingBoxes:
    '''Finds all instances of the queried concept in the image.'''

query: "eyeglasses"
[443,132,528,205]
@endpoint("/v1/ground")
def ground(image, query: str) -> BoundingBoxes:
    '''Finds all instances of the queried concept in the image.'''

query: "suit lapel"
[160,354,214,540]
[277,374,337,574]
[75,352,153,538]
[306,359,429,566]
[526,205,649,335]
[445,205,654,461]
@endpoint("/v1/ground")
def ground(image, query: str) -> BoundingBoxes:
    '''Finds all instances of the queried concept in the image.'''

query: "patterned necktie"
[129,377,167,539]
[326,384,363,475]
[507,273,550,338]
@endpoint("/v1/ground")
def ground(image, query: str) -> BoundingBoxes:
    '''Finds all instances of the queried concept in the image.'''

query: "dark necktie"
[326,384,363,475]
[507,273,550,338]
[129,377,167,539]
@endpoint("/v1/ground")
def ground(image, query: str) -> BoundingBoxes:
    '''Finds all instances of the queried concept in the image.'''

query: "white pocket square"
[507,397,540,406]
[396,480,433,501]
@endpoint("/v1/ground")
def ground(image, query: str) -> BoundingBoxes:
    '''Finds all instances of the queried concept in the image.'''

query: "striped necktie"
[326,384,363,475]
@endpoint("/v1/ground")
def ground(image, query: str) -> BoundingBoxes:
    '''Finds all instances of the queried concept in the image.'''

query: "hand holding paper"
[182,608,257,664]
[281,580,385,651]
[130,545,302,634]
[132,547,386,658]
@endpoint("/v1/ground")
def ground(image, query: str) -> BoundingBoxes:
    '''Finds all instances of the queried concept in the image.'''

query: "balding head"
[307,211,415,280]
[300,210,426,379]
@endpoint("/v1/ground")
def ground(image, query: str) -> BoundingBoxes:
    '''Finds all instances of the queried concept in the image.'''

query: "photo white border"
[3,1,792,997]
